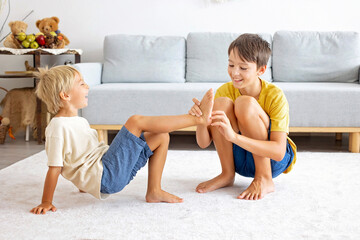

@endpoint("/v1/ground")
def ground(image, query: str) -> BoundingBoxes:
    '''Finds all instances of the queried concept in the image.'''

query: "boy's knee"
[125,115,143,129]
[159,132,170,144]
[234,96,258,122]
[213,97,234,111]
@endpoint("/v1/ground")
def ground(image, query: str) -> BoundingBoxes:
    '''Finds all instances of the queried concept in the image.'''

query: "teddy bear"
[3,21,28,49]
[36,16,70,48]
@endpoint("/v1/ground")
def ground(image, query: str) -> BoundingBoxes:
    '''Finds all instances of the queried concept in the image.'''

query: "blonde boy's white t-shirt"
[45,116,109,199]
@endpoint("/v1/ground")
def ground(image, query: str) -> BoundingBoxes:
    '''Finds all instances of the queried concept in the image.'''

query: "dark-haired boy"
[189,34,297,200]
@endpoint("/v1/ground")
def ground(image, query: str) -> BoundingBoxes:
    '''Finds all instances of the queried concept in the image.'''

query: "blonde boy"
[189,34,297,200]
[31,65,214,214]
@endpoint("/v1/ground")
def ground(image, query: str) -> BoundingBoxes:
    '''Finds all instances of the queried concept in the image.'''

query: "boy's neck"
[239,77,262,99]
[56,106,79,117]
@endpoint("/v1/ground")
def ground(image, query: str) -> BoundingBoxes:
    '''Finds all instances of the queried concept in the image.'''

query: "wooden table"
[0,48,82,143]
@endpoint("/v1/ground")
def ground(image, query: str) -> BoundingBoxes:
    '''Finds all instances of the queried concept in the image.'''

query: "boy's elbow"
[274,149,286,162]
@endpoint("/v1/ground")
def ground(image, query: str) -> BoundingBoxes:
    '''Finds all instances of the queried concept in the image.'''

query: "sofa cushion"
[186,32,273,83]
[273,31,360,83]
[275,82,360,127]
[82,82,360,127]
[82,83,223,124]
[102,34,186,83]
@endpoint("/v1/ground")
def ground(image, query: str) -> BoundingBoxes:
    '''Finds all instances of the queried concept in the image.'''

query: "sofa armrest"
[73,63,103,87]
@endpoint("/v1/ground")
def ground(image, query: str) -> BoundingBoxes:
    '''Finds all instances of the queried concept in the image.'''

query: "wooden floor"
[0,132,351,170]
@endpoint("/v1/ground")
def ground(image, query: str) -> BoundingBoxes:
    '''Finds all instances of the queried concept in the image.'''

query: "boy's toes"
[237,191,247,199]
[196,183,207,193]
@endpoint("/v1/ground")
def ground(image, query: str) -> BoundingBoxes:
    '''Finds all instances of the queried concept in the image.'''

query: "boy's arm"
[211,111,287,161]
[30,166,62,215]
[232,132,287,161]
[188,97,212,148]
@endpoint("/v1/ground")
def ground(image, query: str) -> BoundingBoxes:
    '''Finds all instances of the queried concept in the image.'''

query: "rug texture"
[0,150,360,240]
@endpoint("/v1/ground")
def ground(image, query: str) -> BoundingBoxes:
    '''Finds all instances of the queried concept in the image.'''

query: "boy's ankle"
[195,116,206,126]
[220,171,235,179]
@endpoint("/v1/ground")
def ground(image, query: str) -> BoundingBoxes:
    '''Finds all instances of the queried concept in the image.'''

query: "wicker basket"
[0,86,9,144]
[0,125,8,144]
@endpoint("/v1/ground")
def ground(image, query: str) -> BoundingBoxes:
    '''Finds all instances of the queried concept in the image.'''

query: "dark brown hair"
[228,33,271,69]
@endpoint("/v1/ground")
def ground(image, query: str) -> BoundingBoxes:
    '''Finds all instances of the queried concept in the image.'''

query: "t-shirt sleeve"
[215,82,237,101]
[268,91,290,134]
[45,136,64,167]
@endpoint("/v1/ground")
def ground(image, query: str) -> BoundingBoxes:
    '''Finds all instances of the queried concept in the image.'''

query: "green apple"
[50,31,57,37]
[16,32,26,41]
[22,40,30,48]
[30,41,39,49]
[26,34,36,43]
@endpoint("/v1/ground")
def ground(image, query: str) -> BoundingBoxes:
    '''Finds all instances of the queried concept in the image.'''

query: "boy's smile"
[228,49,266,98]
[57,73,90,117]
[68,74,89,109]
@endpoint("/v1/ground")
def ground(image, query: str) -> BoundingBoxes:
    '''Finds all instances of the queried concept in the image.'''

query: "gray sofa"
[75,31,360,152]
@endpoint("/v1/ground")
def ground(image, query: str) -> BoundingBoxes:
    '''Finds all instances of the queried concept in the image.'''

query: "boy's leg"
[124,89,214,137]
[234,96,274,200]
[196,97,240,193]
[121,89,213,203]
[143,132,183,203]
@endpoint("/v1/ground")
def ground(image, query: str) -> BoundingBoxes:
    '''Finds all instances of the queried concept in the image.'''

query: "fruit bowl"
[15,32,64,49]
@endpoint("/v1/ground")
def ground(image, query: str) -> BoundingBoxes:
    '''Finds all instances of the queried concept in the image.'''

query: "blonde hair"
[34,65,81,114]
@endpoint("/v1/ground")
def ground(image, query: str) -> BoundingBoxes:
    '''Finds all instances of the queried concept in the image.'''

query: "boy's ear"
[59,92,70,101]
[257,65,267,76]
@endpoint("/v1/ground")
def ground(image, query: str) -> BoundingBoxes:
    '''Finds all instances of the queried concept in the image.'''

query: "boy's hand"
[30,202,57,215]
[210,110,237,142]
[188,98,202,117]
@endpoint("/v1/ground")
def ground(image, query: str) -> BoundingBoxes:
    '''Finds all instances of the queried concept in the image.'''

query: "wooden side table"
[0,48,82,144]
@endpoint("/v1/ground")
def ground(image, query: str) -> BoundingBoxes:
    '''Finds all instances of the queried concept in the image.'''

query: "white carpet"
[1,150,360,240]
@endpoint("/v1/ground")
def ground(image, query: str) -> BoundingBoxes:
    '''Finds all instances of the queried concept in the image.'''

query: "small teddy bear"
[3,21,28,49]
[36,16,70,47]
[25,61,37,72]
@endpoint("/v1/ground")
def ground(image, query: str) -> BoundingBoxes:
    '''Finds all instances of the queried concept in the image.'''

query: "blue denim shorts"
[233,122,294,178]
[100,126,153,194]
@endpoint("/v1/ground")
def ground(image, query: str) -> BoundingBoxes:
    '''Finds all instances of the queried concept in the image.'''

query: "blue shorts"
[100,126,153,194]
[233,122,294,178]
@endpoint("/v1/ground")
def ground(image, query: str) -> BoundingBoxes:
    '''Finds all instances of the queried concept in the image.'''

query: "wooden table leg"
[75,54,81,64]
[34,53,42,144]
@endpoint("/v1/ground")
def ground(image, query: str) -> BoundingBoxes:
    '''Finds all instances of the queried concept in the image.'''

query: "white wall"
[0,0,360,100]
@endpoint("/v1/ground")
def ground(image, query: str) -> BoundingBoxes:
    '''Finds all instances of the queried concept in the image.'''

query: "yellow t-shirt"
[215,79,296,173]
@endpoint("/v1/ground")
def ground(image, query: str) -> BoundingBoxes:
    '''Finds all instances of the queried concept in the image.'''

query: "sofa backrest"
[186,32,273,83]
[272,31,360,83]
[102,34,186,83]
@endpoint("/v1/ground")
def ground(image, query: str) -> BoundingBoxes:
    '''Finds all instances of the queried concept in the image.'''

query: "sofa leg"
[349,132,360,153]
[335,133,342,141]
[96,129,108,145]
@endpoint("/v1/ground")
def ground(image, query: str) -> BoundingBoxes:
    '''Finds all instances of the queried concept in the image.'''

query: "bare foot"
[196,173,234,193]
[198,89,214,126]
[146,189,183,203]
[237,177,275,200]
